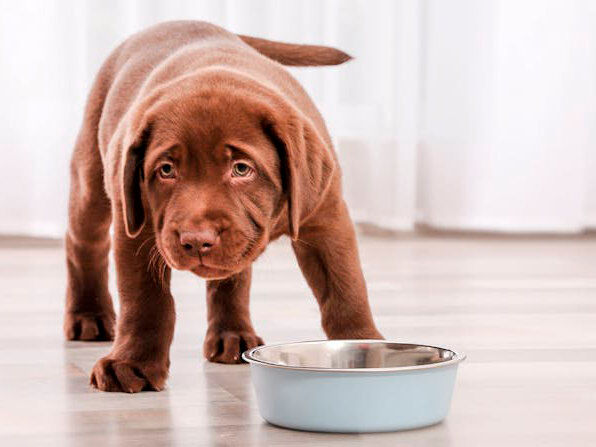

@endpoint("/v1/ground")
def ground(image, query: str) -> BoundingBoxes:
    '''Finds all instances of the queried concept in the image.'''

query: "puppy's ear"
[120,122,151,239]
[263,112,336,240]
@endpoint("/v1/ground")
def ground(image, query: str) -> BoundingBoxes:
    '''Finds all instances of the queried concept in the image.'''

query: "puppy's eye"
[232,162,252,177]
[158,163,176,179]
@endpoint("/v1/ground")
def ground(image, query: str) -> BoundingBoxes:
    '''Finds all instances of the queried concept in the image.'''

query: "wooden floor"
[0,233,595,446]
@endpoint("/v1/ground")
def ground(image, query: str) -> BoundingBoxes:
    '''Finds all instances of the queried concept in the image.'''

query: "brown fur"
[64,20,382,393]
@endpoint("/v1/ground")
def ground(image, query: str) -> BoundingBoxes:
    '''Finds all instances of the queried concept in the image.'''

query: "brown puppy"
[64,21,382,393]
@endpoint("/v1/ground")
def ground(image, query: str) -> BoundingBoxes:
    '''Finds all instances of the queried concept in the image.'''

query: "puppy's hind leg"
[203,267,264,364]
[64,103,115,341]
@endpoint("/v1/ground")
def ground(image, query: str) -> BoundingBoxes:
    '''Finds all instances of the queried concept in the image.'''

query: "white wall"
[418,0,596,232]
[0,0,595,237]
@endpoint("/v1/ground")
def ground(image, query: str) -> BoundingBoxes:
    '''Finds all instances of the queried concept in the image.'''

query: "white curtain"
[1,0,595,237]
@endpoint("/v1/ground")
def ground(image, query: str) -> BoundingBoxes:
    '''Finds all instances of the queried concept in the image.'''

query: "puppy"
[64,21,382,393]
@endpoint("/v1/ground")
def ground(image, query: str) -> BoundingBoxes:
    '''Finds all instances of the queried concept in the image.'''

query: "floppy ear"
[119,122,151,239]
[263,112,336,240]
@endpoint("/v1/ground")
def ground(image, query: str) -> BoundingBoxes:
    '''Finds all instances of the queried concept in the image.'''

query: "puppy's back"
[94,21,348,157]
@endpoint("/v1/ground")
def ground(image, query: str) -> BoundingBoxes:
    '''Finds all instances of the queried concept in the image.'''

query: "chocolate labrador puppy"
[64,21,382,393]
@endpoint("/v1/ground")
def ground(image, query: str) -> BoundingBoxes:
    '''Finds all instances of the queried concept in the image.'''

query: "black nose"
[180,229,219,257]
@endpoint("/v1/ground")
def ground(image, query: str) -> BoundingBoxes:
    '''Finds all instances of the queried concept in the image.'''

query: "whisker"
[238,228,261,262]
[160,259,168,289]
[147,245,162,284]
[294,237,317,250]
[144,242,171,291]
[136,236,155,256]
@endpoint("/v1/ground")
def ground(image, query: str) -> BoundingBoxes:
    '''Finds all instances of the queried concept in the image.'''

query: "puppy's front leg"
[292,201,383,340]
[90,217,175,393]
[203,267,264,364]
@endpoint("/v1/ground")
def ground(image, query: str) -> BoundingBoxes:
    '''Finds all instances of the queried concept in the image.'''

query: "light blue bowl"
[243,340,465,433]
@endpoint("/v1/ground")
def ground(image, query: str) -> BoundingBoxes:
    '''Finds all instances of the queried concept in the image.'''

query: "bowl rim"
[242,339,466,373]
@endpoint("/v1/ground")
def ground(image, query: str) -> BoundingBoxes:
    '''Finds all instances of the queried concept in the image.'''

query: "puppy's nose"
[180,229,219,257]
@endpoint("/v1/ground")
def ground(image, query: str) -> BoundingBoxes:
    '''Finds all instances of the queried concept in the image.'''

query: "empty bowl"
[242,340,465,433]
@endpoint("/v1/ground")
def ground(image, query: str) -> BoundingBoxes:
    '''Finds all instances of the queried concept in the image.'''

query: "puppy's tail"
[238,34,352,67]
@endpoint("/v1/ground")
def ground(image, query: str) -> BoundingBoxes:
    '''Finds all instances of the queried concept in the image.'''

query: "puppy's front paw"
[203,328,264,364]
[329,326,384,340]
[64,311,115,341]
[90,356,168,393]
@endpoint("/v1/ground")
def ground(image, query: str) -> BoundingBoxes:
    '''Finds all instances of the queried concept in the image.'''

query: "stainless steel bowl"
[243,340,465,432]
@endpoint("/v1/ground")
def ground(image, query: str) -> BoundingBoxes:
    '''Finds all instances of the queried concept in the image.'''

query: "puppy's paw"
[329,327,384,340]
[203,328,264,364]
[90,356,168,393]
[64,311,115,341]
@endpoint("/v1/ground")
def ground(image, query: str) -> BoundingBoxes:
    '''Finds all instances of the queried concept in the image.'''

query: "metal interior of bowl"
[243,340,465,372]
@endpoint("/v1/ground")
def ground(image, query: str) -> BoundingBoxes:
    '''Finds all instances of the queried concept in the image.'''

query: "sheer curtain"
[1,0,595,237]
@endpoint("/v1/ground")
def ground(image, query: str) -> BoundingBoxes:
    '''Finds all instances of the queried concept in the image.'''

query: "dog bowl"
[243,340,465,433]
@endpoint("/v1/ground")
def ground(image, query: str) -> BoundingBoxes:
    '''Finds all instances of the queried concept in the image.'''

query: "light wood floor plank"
[0,235,595,446]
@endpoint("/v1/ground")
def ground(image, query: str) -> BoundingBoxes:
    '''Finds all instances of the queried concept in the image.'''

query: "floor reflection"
[63,341,177,446]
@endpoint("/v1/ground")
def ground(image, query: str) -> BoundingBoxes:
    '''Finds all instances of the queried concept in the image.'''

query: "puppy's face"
[136,96,284,279]
[119,75,336,280]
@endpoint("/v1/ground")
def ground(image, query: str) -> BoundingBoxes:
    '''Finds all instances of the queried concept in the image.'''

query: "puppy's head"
[116,71,335,279]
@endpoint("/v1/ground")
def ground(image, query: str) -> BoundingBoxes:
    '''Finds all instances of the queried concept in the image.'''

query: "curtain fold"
[0,0,594,236]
